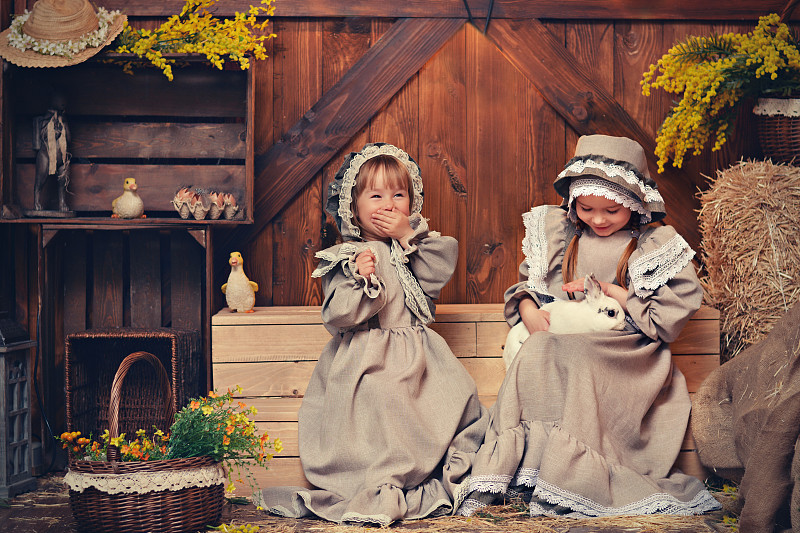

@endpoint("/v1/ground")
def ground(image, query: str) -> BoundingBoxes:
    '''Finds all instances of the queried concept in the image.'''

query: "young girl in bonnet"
[457,135,721,518]
[257,143,489,525]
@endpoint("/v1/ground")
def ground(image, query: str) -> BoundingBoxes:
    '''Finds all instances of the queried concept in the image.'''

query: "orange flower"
[208,391,219,399]
[223,436,231,445]
[190,400,201,410]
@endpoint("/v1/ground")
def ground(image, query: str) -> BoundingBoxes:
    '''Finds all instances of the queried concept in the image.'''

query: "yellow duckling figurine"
[221,251,258,312]
[111,178,145,219]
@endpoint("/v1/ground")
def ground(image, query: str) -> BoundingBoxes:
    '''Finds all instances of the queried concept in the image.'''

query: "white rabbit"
[502,273,626,369]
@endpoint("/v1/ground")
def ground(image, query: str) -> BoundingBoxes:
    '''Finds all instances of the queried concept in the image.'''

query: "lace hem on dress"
[456,498,488,517]
[530,478,721,518]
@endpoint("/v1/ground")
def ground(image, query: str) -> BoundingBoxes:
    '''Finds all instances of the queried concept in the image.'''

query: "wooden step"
[212,304,720,495]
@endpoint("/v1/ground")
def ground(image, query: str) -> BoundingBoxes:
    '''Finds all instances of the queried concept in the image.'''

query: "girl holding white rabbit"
[458,135,721,518]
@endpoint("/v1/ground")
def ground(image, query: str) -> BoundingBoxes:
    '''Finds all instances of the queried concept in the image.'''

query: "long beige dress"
[258,218,489,525]
[458,205,721,518]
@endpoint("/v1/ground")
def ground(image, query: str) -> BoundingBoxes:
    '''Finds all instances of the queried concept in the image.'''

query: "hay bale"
[698,159,800,359]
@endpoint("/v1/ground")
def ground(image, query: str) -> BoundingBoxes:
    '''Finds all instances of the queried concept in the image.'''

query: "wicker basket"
[64,351,225,533]
[753,97,800,164]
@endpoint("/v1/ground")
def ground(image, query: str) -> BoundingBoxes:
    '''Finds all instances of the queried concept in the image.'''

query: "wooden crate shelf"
[3,55,254,222]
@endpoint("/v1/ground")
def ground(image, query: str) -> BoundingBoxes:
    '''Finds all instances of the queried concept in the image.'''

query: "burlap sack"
[693,302,800,532]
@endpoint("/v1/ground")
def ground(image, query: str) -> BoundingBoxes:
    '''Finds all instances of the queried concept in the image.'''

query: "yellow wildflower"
[113,0,276,80]
[642,13,800,171]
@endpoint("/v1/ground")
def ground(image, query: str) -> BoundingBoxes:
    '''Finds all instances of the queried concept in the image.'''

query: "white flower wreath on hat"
[0,0,125,68]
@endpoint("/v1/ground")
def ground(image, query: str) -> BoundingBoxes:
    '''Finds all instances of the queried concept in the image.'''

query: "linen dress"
[458,205,721,517]
[258,217,489,525]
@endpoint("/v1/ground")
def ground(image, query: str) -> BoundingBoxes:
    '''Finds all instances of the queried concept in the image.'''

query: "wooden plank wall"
[221,15,758,310]
[9,63,251,217]
[3,1,775,314]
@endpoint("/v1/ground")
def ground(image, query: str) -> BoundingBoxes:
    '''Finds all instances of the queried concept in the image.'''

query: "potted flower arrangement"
[641,12,800,171]
[113,0,277,80]
[59,351,281,533]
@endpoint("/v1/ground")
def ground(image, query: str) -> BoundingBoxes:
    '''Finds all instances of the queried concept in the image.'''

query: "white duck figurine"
[221,251,258,312]
[112,177,145,219]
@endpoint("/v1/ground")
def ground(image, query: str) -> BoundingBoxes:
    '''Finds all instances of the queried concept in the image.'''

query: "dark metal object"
[0,320,36,499]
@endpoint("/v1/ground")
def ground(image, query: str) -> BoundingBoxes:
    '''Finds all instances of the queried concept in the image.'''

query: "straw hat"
[0,0,126,68]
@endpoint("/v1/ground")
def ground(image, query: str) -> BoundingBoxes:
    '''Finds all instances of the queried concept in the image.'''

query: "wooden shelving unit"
[0,54,255,467]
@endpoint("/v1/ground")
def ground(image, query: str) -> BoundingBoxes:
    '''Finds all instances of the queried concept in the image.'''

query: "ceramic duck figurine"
[221,251,258,312]
[112,178,145,219]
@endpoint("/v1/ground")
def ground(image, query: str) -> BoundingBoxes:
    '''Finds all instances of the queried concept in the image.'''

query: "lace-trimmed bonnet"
[554,135,666,225]
[326,143,423,241]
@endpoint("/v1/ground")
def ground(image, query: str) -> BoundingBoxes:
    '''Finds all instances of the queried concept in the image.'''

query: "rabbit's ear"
[584,272,602,301]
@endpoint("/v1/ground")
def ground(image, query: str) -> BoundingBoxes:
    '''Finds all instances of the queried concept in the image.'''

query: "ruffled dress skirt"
[257,305,489,524]
[459,331,721,518]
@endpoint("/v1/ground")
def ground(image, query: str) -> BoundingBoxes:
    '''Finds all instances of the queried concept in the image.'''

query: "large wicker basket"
[753,97,800,164]
[64,351,225,533]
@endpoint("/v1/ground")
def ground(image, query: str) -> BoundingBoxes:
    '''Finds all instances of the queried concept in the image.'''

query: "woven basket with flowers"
[61,351,281,533]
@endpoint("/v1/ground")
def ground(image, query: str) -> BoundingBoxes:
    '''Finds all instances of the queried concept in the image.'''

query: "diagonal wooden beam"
[222,17,464,250]
[485,18,703,252]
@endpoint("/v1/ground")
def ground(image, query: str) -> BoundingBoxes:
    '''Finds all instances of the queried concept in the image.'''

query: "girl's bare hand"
[519,297,550,333]
[354,250,376,277]
[522,308,551,333]
[372,208,413,242]
[561,278,587,294]
[562,278,628,312]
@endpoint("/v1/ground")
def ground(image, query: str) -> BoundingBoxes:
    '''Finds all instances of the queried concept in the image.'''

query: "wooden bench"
[211,304,720,493]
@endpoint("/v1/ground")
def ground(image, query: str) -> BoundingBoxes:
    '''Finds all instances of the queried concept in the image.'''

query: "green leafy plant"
[641,13,800,172]
[58,386,283,494]
[113,0,276,80]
